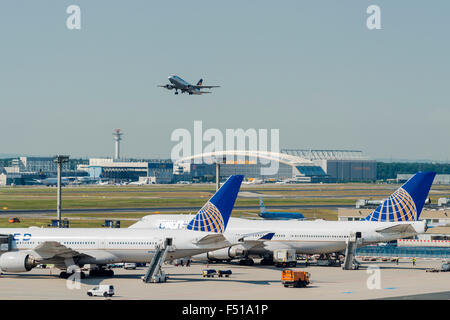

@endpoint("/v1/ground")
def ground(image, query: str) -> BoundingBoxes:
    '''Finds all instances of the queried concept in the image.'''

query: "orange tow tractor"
[281,269,310,288]
[8,217,20,224]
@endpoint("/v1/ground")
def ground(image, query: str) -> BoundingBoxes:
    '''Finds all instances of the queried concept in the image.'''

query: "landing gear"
[89,268,114,277]
[59,271,86,279]
[239,258,254,266]
[275,261,296,268]
[174,91,179,95]
[260,258,274,266]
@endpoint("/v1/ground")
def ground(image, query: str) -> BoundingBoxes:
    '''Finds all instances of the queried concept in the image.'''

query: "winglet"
[196,78,203,86]
[187,175,244,233]
[363,172,436,222]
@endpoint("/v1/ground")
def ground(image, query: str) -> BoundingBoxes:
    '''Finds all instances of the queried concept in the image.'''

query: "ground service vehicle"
[87,285,114,297]
[202,269,217,277]
[274,249,297,267]
[218,270,232,277]
[281,269,310,288]
[8,217,20,224]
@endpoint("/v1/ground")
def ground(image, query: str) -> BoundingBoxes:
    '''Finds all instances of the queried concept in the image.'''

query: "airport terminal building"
[175,149,376,183]
[86,158,173,183]
[0,156,85,186]
[281,149,376,182]
[0,150,376,185]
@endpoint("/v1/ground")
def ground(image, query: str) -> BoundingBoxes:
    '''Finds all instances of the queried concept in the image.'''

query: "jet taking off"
[158,75,220,95]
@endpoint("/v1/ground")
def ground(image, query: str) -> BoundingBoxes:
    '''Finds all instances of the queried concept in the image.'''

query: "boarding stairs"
[143,238,173,283]
[0,235,12,253]
[343,232,362,270]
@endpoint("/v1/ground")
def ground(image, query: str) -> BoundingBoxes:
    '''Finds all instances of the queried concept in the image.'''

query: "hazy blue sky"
[0,1,449,161]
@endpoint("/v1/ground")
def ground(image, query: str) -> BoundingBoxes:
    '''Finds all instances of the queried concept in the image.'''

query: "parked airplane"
[158,75,220,95]
[35,177,70,187]
[130,172,436,265]
[0,175,247,278]
[243,178,263,185]
[258,198,305,220]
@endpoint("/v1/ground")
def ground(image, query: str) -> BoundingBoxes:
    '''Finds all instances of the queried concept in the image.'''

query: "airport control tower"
[113,129,123,160]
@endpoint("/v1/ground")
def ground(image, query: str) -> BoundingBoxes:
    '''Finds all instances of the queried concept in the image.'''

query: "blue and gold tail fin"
[363,172,436,222]
[196,79,203,86]
[187,175,243,233]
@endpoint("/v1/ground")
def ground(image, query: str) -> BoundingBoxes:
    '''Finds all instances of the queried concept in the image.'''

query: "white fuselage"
[0,227,232,265]
[168,75,201,94]
[131,215,427,255]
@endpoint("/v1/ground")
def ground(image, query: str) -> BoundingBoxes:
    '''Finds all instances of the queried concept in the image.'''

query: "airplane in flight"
[158,75,220,95]
[130,172,436,265]
[0,175,255,279]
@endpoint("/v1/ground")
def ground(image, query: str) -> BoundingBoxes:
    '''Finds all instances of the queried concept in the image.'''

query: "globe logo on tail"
[364,188,417,222]
[187,201,225,233]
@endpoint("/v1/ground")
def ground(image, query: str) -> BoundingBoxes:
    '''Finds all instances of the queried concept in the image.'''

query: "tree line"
[377,162,450,180]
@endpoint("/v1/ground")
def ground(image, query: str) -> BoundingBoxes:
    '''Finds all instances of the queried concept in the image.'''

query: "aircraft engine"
[0,252,38,272]
[165,84,174,90]
[193,246,247,261]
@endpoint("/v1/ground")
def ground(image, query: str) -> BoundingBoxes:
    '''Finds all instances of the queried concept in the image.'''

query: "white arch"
[175,150,313,167]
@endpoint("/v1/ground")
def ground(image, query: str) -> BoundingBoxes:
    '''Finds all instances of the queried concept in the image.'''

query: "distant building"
[0,171,43,186]
[19,156,70,174]
[0,156,84,185]
[219,160,294,181]
[88,158,173,183]
[282,149,377,182]
[174,149,375,183]
[174,163,216,182]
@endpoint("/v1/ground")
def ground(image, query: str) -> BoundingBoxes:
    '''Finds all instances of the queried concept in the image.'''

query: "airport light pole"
[214,156,226,191]
[216,162,220,191]
[54,155,69,228]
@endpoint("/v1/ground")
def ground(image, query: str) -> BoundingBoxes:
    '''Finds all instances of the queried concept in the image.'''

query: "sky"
[0,1,449,161]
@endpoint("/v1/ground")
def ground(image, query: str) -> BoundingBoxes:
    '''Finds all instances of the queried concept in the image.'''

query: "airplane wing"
[235,232,275,249]
[194,234,228,245]
[197,91,212,95]
[238,231,275,242]
[193,85,220,89]
[32,241,82,260]
[375,224,416,234]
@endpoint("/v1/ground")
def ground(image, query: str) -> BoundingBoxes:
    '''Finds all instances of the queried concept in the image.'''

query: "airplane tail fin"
[187,175,243,233]
[196,79,203,86]
[259,198,267,215]
[363,172,436,222]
